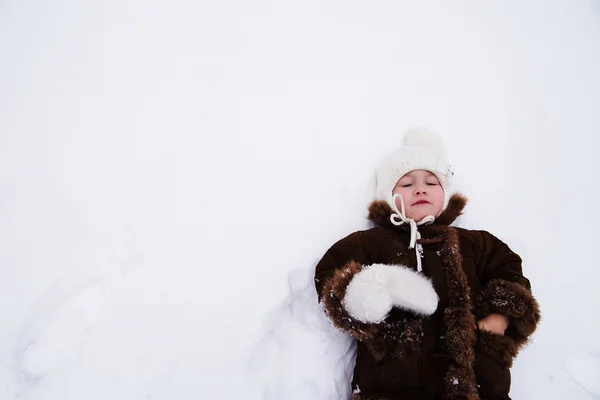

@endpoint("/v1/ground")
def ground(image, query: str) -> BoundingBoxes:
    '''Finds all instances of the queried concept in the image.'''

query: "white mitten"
[342,265,393,323]
[385,265,439,315]
[342,264,439,323]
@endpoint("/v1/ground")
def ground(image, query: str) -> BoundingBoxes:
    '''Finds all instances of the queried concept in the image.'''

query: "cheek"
[433,188,445,204]
[392,187,411,199]
[392,188,411,208]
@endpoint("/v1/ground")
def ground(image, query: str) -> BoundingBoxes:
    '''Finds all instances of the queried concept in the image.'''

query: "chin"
[406,213,425,221]
[407,209,435,222]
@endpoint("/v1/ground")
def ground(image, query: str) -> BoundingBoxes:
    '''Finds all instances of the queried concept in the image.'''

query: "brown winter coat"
[314,194,540,400]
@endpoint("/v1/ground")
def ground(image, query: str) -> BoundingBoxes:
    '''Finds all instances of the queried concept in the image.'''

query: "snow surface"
[1,0,600,399]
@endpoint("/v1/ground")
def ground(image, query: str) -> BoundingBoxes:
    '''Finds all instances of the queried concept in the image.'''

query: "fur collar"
[367,193,468,229]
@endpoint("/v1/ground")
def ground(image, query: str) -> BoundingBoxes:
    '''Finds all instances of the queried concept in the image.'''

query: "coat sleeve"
[472,230,541,346]
[314,231,383,341]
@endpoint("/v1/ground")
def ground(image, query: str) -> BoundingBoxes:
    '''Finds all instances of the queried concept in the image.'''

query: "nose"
[414,185,427,195]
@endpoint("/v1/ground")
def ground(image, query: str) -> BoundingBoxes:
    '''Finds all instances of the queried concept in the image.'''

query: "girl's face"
[392,170,444,221]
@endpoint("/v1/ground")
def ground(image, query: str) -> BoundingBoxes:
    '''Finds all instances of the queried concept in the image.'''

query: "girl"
[314,128,540,400]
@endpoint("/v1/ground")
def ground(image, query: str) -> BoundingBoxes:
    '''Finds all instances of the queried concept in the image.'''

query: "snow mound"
[246,267,356,400]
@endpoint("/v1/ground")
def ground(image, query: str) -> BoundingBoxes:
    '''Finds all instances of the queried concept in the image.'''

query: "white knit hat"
[375,127,453,215]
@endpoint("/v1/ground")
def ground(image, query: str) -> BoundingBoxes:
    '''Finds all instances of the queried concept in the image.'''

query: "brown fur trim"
[476,331,519,368]
[320,262,424,360]
[426,225,479,400]
[320,260,380,341]
[367,193,468,229]
[444,306,476,366]
[366,200,398,230]
[483,279,541,346]
[436,193,468,226]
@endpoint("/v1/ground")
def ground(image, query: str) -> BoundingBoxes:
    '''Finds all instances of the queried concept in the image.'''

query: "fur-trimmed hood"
[367,193,468,229]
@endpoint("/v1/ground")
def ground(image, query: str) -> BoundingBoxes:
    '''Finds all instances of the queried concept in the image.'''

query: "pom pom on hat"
[404,127,445,151]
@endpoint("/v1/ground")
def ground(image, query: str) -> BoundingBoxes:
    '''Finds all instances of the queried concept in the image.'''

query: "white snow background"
[1,0,600,399]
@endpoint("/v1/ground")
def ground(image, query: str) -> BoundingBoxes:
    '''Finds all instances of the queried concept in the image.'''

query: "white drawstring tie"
[390,194,435,272]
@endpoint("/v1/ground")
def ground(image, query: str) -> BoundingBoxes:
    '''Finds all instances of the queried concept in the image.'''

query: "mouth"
[412,200,431,206]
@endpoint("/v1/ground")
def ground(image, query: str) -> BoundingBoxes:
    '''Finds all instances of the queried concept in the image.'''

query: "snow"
[1,0,599,399]
[565,351,600,398]
[246,268,356,400]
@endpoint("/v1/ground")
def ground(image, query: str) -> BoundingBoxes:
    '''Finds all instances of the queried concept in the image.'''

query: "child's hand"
[477,313,509,335]
[343,265,393,323]
[343,264,438,324]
